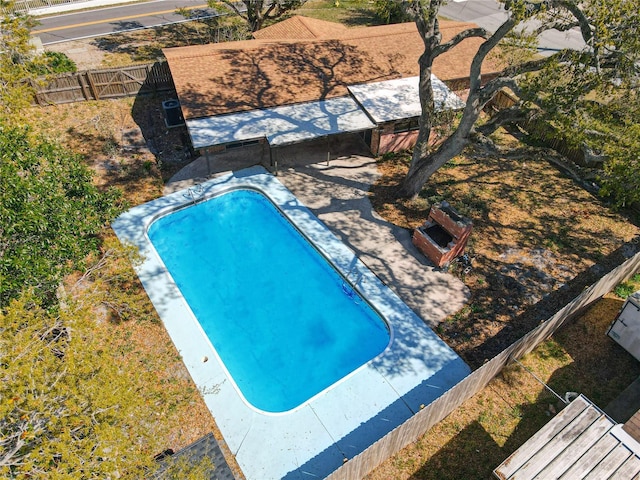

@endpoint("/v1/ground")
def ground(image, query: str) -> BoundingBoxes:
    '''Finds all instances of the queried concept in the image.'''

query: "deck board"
[493,395,640,480]
[624,410,640,443]
[610,455,640,479]
[583,443,632,479]
[512,407,601,479]
[495,396,590,479]
[557,433,618,479]
[533,415,615,479]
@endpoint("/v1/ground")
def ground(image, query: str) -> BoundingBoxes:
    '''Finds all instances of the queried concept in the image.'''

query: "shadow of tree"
[91,19,247,63]
[111,20,145,32]
[371,143,639,369]
[174,39,403,119]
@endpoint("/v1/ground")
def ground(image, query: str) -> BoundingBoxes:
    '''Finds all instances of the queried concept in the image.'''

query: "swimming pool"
[147,188,390,413]
[112,166,470,480]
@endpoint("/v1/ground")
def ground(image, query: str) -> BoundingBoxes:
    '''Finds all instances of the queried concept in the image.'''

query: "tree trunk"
[399,122,473,198]
[400,84,489,198]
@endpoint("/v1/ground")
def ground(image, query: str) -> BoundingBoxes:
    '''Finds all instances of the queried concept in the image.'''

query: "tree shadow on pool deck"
[280,357,470,480]
[276,157,471,329]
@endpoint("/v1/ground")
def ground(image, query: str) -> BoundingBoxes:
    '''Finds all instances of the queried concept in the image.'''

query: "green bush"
[42,50,77,73]
[0,124,123,306]
[614,274,640,299]
[27,51,78,76]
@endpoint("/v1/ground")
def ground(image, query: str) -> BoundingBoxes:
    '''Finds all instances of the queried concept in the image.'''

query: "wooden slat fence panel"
[484,89,588,166]
[31,61,175,105]
[327,251,640,480]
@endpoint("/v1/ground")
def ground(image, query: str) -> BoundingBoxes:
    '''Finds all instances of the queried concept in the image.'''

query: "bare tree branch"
[433,28,493,58]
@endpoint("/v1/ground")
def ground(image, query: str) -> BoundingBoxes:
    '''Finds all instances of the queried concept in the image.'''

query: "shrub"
[0,124,123,307]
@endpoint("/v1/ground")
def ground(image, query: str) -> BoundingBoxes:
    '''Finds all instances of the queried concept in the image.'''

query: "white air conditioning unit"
[607,291,640,361]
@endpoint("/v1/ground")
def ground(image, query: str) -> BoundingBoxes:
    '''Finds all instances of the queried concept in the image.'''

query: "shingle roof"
[164,17,498,120]
[252,15,349,39]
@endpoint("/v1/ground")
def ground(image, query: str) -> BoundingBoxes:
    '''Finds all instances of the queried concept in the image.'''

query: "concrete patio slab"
[165,144,470,327]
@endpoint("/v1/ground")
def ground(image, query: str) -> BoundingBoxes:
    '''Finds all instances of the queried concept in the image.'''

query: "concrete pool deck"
[115,167,471,479]
[166,148,471,327]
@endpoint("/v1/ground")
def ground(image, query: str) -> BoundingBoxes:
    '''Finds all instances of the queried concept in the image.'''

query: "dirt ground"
[370,137,639,368]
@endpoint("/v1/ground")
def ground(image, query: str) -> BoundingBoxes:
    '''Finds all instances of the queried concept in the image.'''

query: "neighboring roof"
[348,75,465,124]
[252,15,349,40]
[187,96,375,149]
[494,395,640,480]
[154,433,236,480]
[164,18,497,120]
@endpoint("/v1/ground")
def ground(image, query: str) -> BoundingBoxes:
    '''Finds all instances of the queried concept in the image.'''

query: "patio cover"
[187,96,375,150]
[348,75,465,124]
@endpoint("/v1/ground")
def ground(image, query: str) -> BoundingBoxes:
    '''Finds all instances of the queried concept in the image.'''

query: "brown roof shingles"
[252,15,349,39]
[164,17,498,120]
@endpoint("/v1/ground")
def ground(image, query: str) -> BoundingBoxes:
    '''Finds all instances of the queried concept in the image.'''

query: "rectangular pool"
[112,166,470,480]
[148,188,390,413]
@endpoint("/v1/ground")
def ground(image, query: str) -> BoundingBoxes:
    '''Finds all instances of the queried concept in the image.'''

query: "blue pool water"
[148,189,390,413]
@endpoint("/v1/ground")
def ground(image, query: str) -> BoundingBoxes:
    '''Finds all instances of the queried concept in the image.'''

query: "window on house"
[393,118,420,133]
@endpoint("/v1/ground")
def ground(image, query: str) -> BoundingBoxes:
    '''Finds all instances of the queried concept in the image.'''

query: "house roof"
[163,17,498,120]
[252,15,349,39]
[348,75,465,124]
[493,395,640,480]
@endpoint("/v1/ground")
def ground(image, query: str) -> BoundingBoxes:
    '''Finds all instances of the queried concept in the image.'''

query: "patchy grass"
[23,95,193,206]
[370,134,639,367]
[614,273,640,299]
[296,0,382,26]
[367,289,640,480]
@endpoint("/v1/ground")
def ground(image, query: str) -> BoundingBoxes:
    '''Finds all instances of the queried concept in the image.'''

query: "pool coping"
[112,166,470,480]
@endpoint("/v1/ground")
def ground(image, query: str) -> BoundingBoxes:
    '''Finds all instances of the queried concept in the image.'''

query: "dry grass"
[23,95,193,206]
[370,133,639,367]
[367,283,640,480]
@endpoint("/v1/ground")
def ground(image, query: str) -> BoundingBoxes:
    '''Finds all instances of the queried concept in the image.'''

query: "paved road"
[32,0,218,45]
[439,0,585,56]
[33,0,585,52]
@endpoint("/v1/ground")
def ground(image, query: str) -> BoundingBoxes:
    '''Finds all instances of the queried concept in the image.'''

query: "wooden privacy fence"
[32,62,175,105]
[327,250,640,479]
[485,89,590,167]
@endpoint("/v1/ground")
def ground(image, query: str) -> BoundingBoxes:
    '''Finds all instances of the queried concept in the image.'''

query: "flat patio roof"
[187,96,375,150]
[348,75,465,124]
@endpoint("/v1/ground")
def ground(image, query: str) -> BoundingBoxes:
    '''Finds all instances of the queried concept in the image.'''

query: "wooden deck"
[494,395,640,479]
[625,409,640,443]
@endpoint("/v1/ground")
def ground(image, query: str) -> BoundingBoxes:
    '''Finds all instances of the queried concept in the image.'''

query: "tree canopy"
[209,0,308,32]
[0,2,38,119]
[0,263,214,478]
[0,124,123,307]
[399,0,640,206]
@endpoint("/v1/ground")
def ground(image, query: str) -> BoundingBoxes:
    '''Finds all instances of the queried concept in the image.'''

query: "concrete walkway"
[165,148,470,327]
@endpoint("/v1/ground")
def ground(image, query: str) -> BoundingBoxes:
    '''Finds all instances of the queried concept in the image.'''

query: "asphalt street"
[32,0,585,53]
[32,0,217,44]
[439,0,585,55]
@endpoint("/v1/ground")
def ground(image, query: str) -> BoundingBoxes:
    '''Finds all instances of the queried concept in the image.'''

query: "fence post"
[30,78,45,106]
[78,73,93,100]
[86,71,99,100]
